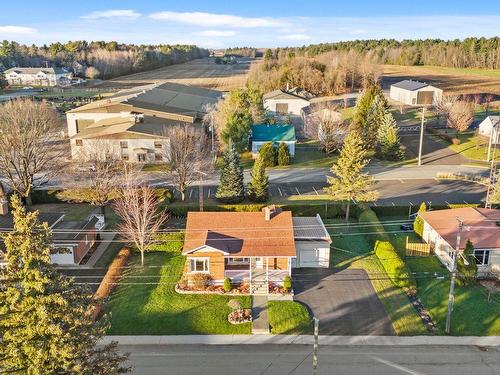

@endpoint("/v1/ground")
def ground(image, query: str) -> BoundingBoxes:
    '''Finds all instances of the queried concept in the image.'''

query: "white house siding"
[71,137,169,163]
[389,85,443,106]
[264,98,310,116]
[5,71,71,87]
[293,241,330,268]
[478,118,500,145]
[251,141,296,157]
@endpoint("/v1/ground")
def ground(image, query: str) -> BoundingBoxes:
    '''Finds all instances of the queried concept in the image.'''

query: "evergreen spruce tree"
[413,202,427,237]
[258,142,276,168]
[277,142,291,166]
[326,131,378,221]
[248,155,269,202]
[376,111,405,161]
[0,195,129,375]
[352,85,386,136]
[457,240,478,287]
[216,145,245,203]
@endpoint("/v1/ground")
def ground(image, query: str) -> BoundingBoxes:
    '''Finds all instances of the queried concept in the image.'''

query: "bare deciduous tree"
[319,118,348,155]
[57,141,123,214]
[162,125,211,201]
[113,172,168,266]
[438,96,475,132]
[0,99,64,205]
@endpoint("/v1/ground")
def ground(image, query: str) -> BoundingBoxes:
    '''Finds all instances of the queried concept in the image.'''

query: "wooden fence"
[405,236,431,257]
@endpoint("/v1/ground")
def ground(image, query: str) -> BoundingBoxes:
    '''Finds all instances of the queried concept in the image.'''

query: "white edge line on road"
[295,187,301,195]
[277,187,283,197]
[312,186,319,195]
[189,189,193,199]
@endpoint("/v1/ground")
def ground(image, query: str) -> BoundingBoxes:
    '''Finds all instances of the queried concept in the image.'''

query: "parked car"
[400,223,414,231]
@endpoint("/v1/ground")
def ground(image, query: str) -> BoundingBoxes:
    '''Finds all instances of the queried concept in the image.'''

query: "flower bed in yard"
[175,283,250,295]
[228,308,252,324]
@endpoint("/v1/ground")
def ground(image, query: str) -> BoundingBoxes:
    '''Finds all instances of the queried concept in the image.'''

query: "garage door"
[294,242,330,268]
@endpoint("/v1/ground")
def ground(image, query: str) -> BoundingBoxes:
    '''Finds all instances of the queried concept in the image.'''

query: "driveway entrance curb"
[101,335,500,346]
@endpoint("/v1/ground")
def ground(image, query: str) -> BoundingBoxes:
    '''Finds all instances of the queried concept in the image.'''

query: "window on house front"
[137,154,146,162]
[227,257,250,265]
[189,258,209,273]
[154,141,163,149]
[121,154,129,161]
[120,141,128,149]
[75,139,83,146]
[155,153,163,161]
[473,250,490,265]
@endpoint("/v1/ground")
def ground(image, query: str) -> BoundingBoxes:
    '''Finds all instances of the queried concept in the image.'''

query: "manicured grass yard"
[106,235,252,335]
[268,301,311,334]
[325,218,427,335]
[382,216,500,336]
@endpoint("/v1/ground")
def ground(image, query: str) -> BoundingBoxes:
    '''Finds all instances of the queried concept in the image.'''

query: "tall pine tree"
[0,195,129,374]
[216,145,245,203]
[376,111,405,161]
[326,131,378,220]
[248,155,269,202]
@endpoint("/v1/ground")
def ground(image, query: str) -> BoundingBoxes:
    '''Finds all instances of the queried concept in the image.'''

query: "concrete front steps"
[251,295,270,334]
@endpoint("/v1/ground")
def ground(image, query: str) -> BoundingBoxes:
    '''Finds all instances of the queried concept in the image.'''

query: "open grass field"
[381,64,500,95]
[94,57,257,91]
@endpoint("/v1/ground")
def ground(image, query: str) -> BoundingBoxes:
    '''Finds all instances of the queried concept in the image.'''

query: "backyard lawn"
[268,301,311,334]
[325,218,427,335]
[106,234,252,335]
[382,216,500,336]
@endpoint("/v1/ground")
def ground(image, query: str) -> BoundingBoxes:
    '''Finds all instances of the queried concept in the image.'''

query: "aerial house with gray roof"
[389,79,443,106]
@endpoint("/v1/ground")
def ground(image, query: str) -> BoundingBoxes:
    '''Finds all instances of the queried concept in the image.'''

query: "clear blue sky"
[1,0,499,47]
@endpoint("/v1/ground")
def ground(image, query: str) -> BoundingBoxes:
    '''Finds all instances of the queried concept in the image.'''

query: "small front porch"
[224,257,291,295]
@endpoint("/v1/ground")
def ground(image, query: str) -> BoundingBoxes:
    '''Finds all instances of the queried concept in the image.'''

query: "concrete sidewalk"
[101,335,500,346]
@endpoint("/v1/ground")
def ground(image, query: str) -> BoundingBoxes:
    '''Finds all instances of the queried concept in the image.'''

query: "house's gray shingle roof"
[4,67,68,75]
[293,216,331,242]
[391,80,429,91]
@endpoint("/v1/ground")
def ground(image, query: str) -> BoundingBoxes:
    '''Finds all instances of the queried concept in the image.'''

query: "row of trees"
[0,40,208,79]
[282,37,500,70]
[247,51,380,96]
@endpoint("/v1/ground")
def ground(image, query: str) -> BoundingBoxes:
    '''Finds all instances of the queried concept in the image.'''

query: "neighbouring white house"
[478,116,500,145]
[389,80,443,106]
[263,87,312,116]
[251,124,297,157]
[67,82,222,163]
[301,104,342,140]
[3,67,72,87]
[419,207,500,278]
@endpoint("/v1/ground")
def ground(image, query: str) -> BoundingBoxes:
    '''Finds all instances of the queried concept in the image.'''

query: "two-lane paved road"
[120,344,500,375]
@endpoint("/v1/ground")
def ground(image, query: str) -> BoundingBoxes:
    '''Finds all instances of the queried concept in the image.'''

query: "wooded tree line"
[279,37,500,70]
[0,40,209,79]
[247,51,380,96]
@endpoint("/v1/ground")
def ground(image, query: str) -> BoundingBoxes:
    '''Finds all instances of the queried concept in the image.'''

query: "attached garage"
[292,215,332,268]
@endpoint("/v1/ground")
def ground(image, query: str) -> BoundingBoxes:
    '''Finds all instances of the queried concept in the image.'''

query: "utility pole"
[485,122,499,209]
[445,218,465,334]
[312,317,319,375]
[486,119,499,163]
[417,106,426,166]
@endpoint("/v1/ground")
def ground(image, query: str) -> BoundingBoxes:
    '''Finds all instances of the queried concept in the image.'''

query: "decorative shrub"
[223,277,232,292]
[374,240,416,291]
[277,142,291,166]
[259,142,276,167]
[228,308,252,324]
[189,273,212,289]
[227,299,242,311]
[283,275,292,292]
[91,247,132,320]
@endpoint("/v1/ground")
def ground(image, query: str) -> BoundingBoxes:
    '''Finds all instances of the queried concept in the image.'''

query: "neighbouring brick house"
[182,206,332,294]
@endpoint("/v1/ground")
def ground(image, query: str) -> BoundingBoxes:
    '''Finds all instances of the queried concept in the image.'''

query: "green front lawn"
[142,163,171,172]
[106,235,252,335]
[382,216,500,335]
[326,218,427,335]
[268,301,311,334]
[445,131,500,162]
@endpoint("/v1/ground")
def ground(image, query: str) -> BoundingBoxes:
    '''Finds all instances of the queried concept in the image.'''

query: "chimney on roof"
[263,205,280,221]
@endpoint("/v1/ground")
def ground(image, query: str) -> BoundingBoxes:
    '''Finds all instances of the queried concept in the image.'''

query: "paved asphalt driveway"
[292,268,395,335]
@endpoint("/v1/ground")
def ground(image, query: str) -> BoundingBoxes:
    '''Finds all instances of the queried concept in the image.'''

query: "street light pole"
[445,218,464,334]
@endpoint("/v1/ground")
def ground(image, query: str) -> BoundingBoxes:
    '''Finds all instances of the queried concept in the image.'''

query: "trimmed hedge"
[374,240,416,291]
[359,208,416,291]
[91,247,132,320]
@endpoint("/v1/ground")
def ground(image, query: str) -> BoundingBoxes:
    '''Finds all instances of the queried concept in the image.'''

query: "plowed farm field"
[94,57,256,91]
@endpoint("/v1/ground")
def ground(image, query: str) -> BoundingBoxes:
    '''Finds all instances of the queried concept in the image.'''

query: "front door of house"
[254,257,263,269]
